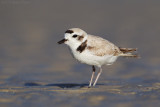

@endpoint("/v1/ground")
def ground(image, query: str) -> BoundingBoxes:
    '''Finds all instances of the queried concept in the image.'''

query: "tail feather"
[119,48,140,58]
[119,48,137,53]
[119,53,139,58]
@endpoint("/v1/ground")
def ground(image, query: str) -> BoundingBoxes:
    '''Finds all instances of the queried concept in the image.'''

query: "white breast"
[70,48,118,67]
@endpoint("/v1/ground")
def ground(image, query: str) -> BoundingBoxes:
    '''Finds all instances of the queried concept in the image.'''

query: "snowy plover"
[58,28,138,87]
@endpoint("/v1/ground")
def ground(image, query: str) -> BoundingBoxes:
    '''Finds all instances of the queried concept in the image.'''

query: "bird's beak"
[57,39,68,44]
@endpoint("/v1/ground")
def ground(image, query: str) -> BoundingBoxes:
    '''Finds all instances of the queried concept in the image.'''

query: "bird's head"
[58,28,88,49]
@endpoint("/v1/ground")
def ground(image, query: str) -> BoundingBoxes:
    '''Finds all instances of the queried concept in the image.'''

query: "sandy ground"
[1,80,160,107]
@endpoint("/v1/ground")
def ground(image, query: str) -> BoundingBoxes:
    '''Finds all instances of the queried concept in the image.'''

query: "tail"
[118,48,140,58]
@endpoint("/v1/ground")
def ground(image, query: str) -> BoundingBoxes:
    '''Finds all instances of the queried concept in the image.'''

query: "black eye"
[72,34,78,38]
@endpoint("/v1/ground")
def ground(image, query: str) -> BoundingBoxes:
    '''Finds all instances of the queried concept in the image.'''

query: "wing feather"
[87,35,121,56]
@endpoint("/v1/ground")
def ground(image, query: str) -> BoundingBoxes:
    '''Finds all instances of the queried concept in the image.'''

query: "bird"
[58,28,138,87]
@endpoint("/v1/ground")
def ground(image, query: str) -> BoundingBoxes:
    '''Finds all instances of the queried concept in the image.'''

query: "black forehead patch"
[65,30,74,34]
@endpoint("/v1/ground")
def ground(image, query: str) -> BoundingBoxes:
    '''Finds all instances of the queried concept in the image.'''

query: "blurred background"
[0,0,160,107]
[0,0,160,84]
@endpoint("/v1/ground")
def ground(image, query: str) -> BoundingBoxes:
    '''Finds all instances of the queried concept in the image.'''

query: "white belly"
[71,49,118,67]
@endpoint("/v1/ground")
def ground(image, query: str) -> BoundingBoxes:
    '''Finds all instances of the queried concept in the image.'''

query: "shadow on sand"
[24,82,88,88]
[24,82,104,88]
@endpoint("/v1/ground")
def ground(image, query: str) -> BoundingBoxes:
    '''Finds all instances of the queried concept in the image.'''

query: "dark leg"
[89,66,96,87]
[93,67,102,86]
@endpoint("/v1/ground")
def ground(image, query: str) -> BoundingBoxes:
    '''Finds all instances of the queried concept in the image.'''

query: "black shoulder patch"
[76,40,87,53]
[65,30,74,34]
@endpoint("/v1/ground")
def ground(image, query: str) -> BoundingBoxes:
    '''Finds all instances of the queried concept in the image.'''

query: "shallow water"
[0,0,160,107]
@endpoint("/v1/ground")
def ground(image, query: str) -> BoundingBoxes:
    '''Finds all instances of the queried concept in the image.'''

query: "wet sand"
[0,80,160,107]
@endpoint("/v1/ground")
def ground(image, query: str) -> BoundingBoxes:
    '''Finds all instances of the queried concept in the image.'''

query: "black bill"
[57,39,67,44]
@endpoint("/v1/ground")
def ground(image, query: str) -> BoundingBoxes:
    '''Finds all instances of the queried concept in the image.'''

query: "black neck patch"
[76,40,87,53]
[65,30,74,34]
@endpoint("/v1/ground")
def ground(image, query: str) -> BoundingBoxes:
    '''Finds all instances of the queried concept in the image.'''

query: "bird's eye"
[72,34,78,38]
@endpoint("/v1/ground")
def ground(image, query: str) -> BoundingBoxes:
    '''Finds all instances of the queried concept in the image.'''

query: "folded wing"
[87,35,121,56]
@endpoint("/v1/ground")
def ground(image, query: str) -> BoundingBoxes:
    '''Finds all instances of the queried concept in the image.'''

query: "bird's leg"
[93,67,102,86]
[89,65,96,87]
